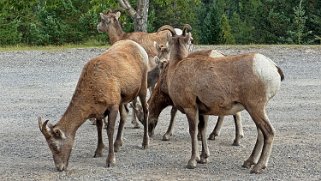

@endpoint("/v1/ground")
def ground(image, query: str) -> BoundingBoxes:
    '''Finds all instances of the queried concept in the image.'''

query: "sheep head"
[154,41,170,70]
[97,11,121,32]
[38,117,74,171]
[168,24,193,60]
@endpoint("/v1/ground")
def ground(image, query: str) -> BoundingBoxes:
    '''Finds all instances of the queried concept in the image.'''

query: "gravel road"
[0,45,320,180]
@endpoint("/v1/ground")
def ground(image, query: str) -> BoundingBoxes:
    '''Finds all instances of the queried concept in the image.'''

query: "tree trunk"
[117,0,149,32]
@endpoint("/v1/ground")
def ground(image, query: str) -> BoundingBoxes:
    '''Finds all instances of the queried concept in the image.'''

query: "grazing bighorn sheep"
[132,48,244,146]
[38,40,149,171]
[165,24,284,173]
[97,10,178,128]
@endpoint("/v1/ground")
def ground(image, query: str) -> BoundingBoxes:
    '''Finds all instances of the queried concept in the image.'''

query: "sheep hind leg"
[114,104,127,152]
[208,116,225,140]
[244,107,275,174]
[94,118,105,157]
[106,105,119,167]
[242,127,263,169]
[138,90,149,149]
[131,98,140,129]
[232,112,244,146]
[250,110,275,174]
[185,107,200,169]
[198,114,210,164]
[162,107,178,141]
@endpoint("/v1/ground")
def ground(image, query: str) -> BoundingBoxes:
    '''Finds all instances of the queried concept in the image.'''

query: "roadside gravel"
[0,45,320,180]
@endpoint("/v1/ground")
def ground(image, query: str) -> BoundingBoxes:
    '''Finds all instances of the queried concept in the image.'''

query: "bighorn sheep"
[164,25,284,173]
[38,40,149,171]
[97,10,179,128]
[132,48,244,146]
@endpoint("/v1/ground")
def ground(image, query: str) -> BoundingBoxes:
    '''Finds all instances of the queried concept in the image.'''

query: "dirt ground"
[0,45,320,180]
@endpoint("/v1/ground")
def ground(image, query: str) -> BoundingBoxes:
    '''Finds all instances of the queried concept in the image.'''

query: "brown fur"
[38,40,149,171]
[97,11,177,128]
[142,49,243,145]
[97,11,175,59]
[165,27,284,173]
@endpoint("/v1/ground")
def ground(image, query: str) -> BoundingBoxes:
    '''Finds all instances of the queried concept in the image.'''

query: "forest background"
[1,0,320,46]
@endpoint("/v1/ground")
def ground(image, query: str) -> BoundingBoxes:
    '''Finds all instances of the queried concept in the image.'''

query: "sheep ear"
[115,11,121,19]
[52,127,66,139]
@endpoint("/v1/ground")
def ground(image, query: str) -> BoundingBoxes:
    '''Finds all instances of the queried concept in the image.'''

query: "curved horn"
[38,117,52,139]
[157,25,176,36]
[182,24,192,36]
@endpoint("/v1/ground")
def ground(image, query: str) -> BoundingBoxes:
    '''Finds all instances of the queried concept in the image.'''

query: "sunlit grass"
[0,40,110,52]
[1,43,320,52]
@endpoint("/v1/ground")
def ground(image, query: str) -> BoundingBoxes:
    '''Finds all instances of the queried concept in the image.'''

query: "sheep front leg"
[162,107,178,141]
[208,116,225,140]
[185,107,200,169]
[94,118,105,157]
[106,105,119,167]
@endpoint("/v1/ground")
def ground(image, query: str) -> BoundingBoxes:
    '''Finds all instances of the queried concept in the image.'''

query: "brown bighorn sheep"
[132,49,244,146]
[165,25,284,173]
[38,40,149,171]
[97,10,178,128]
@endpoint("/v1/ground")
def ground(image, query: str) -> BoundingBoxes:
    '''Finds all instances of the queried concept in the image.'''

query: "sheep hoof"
[162,134,171,141]
[186,159,197,169]
[242,160,255,169]
[232,140,241,146]
[94,152,103,158]
[106,158,116,167]
[250,164,266,174]
[208,134,216,140]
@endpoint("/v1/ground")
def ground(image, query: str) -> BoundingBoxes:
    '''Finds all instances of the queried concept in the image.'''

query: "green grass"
[0,40,110,52]
[1,43,320,52]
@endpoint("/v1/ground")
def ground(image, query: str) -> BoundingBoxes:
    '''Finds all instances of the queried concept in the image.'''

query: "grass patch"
[1,43,320,52]
[0,42,110,52]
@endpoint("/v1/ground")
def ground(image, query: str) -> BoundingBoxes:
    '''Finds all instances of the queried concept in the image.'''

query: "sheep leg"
[198,114,210,164]
[114,104,127,152]
[131,98,140,129]
[208,116,225,140]
[244,107,274,174]
[243,127,263,169]
[232,112,244,146]
[185,107,200,169]
[139,92,149,149]
[162,107,178,141]
[106,105,119,167]
[94,118,105,157]
[251,110,274,174]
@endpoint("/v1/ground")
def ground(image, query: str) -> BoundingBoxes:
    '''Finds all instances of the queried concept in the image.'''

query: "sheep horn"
[38,117,52,139]
[157,25,176,36]
[182,24,192,36]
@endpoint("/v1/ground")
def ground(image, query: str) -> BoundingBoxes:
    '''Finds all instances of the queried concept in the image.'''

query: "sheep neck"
[107,21,126,44]
[56,98,88,135]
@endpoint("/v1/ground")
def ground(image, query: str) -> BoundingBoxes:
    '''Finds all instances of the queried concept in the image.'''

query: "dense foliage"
[1,0,320,45]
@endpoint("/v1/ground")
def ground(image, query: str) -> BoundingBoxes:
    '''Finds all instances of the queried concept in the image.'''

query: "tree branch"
[117,0,136,18]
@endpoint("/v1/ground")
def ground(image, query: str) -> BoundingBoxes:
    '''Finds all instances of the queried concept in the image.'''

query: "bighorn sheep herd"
[38,10,284,174]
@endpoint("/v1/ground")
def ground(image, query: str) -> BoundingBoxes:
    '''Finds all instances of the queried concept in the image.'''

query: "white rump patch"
[253,54,281,99]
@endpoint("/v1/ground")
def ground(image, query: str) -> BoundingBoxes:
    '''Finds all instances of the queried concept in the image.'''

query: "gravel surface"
[0,45,320,180]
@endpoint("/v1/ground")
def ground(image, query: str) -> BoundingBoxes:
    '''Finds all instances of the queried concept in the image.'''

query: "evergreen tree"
[219,14,235,44]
